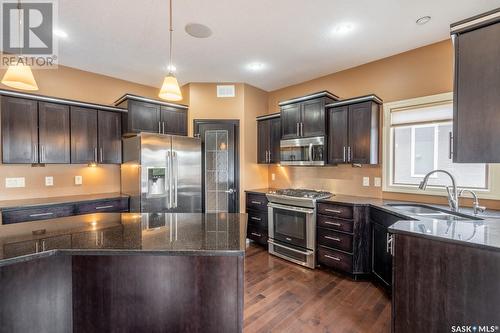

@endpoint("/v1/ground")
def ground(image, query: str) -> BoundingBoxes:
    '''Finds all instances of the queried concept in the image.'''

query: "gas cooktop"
[273,188,333,200]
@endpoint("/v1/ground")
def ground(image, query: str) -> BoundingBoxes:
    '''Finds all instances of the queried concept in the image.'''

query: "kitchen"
[0,1,499,332]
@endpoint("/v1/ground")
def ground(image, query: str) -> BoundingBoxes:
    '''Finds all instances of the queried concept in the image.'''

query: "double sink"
[386,203,485,221]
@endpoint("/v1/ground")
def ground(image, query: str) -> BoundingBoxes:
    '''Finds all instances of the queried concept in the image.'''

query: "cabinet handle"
[29,212,54,217]
[100,148,103,163]
[300,122,304,137]
[162,122,166,134]
[41,145,45,163]
[95,205,114,210]
[324,236,341,242]
[325,221,341,227]
[448,132,453,160]
[251,232,262,237]
[250,217,262,221]
[158,122,161,134]
[348,146,352,162]
[41,240,46,252]
[100,231,104,247]
[324,254,341,261]
[251,201,262,205]
[94,147,98,162]
[296,123,300,136]
[33,145,38,163]
[325,208,342,214]
[268,151,271,163]
[285,237,292,241]
[387,233,394,255]
[343,146,346,163]
[35,241,39,253]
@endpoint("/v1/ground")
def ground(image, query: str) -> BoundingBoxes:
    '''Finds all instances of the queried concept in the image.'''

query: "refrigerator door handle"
[166,150,172,209]
[173,151,178,208]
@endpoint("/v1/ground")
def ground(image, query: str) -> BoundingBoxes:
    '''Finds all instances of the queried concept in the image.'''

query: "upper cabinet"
[257,114,281,164]
[451,9,500,163]
[279,91,339,140]
[115,94,188,137]
[326,95,382,165]
[39,102,71,163]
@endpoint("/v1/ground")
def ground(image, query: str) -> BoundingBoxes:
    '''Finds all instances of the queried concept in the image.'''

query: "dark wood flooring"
[244,242,391,333]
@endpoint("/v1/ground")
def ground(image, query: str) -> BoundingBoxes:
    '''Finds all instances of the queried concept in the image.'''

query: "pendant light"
[1,0,39,91]
[159,0,182,101]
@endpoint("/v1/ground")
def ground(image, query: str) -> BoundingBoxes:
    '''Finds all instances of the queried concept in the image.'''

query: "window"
[383,93,497,198]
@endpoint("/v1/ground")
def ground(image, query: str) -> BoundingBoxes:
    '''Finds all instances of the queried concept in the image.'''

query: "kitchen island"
[0,213,247,333]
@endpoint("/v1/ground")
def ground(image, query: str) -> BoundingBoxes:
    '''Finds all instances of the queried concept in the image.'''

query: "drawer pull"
[251,232,262,237]
[251,201,262,205]
[325,221,341,226]
[250,217,262,221]
[285,237,292,241]
[324,254,341,261]
[324,236,341,242]
[29,212,54,217]
[95,205,114,210]
[325,209,342,214]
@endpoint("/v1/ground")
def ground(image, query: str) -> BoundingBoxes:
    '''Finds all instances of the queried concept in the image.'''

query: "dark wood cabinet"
[74,197,129,215]
[245,192,269,247]
[98,110,122,164]
[70,106,98,164]
[39,102,70,163]
[279,92,338,140]
[116,94,188,136]
[1,96,38,164]
[327,96,381,165]
[257,114,281,164]
[451,11,500,163]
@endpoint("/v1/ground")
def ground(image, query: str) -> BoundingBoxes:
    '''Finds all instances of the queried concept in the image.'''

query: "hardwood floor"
[244,242,391,333]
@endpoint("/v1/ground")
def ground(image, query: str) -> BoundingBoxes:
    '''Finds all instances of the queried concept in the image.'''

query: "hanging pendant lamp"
[1,0,39,91]
[159,0,182,101]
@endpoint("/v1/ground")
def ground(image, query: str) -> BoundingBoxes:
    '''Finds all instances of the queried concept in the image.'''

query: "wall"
[0,65,159,201]
[266,40,454,199]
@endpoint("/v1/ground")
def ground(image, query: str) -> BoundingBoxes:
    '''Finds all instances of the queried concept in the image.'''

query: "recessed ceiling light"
[185,23,212,38]
[246,62,266,72]
[53,28,68,38]
[332,23,355,35]
[416,16,431,25]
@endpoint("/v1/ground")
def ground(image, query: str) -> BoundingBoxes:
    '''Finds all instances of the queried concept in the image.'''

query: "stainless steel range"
[266,189,333,268]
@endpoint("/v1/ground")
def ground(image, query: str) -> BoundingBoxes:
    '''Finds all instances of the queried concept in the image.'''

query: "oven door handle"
[308,143,313,162]
[268,202,315,214]
[268,239,314,255]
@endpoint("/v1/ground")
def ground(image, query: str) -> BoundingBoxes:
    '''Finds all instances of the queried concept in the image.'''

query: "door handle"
[173,151,178,208]
[225,188,236,194]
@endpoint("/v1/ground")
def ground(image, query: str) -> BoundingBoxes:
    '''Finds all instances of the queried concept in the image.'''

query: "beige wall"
[266,40,454,199]
[0,65,160,201]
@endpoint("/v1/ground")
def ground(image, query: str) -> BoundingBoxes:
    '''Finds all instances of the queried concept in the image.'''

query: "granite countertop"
[0,213,247,267]
[0,192,128,211]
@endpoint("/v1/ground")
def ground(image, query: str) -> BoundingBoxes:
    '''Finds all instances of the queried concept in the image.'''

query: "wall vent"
[217,85,235,98]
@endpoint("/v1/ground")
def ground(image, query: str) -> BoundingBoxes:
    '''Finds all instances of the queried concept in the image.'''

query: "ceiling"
[50,0,500,91]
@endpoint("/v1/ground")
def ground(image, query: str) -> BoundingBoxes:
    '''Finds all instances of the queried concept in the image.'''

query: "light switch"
[5,177,25,188]
[362,177,370,187]
[271,173,276,181]
[45,176,54,186]
[75,175,83,185]
[374,177,382,187]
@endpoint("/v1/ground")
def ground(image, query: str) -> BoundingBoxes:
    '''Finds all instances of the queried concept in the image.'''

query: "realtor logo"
[1,0,58,67]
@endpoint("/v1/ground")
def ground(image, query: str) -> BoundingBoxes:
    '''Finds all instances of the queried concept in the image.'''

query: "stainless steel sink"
[386,204,482,221]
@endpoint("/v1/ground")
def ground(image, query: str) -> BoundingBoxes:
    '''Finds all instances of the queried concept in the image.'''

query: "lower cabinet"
[245,192,269,247]
[74,198,129,215]
[72,225,123,249]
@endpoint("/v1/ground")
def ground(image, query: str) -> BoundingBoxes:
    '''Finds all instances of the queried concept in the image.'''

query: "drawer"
[317,214,353,233]
[75,198,129,215]
[317,227,353,253]
[317,246,353,273]
[247,210,268,229]
[246,193,268,212]
[247,225,268,246]
[317,203,353,219]
[2,204,75,224]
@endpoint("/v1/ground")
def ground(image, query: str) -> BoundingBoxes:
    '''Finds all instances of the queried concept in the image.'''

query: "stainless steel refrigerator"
[121,133,202,213]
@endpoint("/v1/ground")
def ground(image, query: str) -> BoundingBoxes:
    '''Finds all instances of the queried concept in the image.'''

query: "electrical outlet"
[271,173,276,181]
[374,177,382,187]
[5,177,25,188]
[363,177,370,187]
[45,176,54,186]
[75,175,83,185]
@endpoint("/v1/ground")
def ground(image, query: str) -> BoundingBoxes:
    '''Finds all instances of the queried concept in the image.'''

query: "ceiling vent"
[217,85,235,98]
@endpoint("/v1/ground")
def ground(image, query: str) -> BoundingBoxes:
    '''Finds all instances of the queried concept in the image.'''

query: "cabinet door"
[160,106,187,136]
[371,221,392,288]
[3,240,37,259]
[301,98,325,137]
[41,234,72,251]
[454,23,500,162]
[39,102,70,163]
[1,96,38,163]
[348,102,376,164]
[269,117,281,163]
[127,100,160,134]
[280,103,301,139]
[327,106,348,164]
[71,107,98,164]
[257,119,270,164]
[98,111,122,164]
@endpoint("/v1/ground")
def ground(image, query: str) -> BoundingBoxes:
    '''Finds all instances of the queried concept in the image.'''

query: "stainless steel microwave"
[280,136,325,166]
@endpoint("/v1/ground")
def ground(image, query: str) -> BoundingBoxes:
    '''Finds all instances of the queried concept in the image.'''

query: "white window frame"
[382,92,500,199]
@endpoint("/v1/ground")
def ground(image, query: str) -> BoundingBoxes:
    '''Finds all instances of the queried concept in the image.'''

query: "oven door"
[280,137,325,166]
[268,203,315,249]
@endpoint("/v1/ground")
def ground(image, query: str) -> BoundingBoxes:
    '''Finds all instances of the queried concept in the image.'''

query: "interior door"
[171,135,202,213]
[70,107,98,164]
[38,102,70,163]
[280,103,301,139]
[328,106,349,164]
[257,119,270,164]
[195,121,239,213]
[301,98,325,138]
[98,110,122,164]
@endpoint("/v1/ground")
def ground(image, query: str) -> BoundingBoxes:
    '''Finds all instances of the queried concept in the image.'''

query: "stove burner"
[274,188,333,199]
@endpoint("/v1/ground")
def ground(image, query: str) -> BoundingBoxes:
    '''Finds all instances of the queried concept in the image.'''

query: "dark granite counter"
[0,192,128,210]
[0,212,247,267]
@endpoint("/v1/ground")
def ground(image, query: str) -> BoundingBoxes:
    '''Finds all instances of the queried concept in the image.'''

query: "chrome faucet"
[419,170,459,212]
[459,189,486,215]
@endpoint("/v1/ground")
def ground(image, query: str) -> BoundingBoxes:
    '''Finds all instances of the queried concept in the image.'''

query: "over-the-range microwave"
[280,136,325,166]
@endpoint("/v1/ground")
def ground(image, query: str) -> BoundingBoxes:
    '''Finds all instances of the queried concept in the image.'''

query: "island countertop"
[0,212,247,267]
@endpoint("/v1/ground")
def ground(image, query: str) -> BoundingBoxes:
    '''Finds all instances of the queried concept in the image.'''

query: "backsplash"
[0,164,121,201]
[268,164,383,198]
